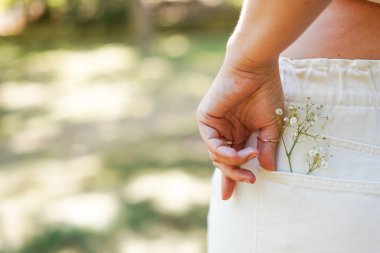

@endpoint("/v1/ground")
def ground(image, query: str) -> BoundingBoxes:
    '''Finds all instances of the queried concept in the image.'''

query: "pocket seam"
[313,131,380,157]
[256,166,380,253]
[257,167,380,194]
[286,126,380,157]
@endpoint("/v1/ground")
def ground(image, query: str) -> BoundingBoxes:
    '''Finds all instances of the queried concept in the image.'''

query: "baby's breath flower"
[308,149,317,157]
[289,117,298,126]
[275,97,330,174]
[288,103,296,110]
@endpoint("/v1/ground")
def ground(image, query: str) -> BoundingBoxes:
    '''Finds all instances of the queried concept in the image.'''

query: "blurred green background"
[0,0,241,252]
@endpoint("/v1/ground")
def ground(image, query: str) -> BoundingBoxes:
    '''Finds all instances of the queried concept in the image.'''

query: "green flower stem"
[288,131,300,155]
[281,134,292,172]
[306,159,318,175]
[275,98,329,175]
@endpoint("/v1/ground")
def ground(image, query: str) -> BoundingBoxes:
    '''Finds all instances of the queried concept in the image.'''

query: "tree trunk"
[130,0,154,54]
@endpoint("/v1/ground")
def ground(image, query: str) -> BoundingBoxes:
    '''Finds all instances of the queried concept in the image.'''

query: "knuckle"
[232,172,245,182]
[209,153,220,163]
[237,175,245,182]
[232,175,244,182]
[217,164,231,174]
[212,161,219,167]
[232,156,242,164]
[225,156,240,166]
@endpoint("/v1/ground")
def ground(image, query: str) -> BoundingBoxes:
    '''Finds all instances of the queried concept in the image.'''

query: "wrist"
[220,50,280,84]
[225,32,280,72]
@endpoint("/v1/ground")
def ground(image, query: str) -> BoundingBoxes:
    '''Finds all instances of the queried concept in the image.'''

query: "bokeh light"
[0,0,240,252]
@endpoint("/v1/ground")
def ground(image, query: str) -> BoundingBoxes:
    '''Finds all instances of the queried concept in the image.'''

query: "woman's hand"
[197,59,285,200]
[197,0,331,200]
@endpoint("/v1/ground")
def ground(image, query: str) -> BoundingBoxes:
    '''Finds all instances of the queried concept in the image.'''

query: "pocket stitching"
[256,167,380,253]
[315,131,380,157]
[258,167,380,194]
[287,126,380,157]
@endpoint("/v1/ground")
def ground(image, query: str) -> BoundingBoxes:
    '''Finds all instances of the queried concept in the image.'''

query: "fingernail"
[244,177,255,184]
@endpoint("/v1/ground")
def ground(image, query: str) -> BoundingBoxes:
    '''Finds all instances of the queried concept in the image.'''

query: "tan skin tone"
[197,0,380,200]
[282,0,380,60]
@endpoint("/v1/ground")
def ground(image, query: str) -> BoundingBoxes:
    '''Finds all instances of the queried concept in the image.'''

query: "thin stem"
[306,158,318,174]
[288,129,302,155]
[281,134,292,172]
[286,153,293,172]
[288,135,298,155]
[277,98,329,175]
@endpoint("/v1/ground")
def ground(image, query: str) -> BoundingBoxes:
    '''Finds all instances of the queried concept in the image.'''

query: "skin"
[197,0,380,200]
[282,0,380,59]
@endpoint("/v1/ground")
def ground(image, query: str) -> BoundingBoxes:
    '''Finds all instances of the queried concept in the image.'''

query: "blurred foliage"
[0,24,229,252]
[0,0,236,251]
[7,227,106,253]
[0,0,242,37]
[123,200,208,234]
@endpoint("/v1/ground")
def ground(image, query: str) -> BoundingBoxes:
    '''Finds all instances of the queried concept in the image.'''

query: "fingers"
[197,115,260,201]
[209,149,258,190]
[214,162,255,184]
[221,174,236,200]
[257,124,279,171]
[199,122,259,166]
[208,147,259,166]
[215,162,256,201]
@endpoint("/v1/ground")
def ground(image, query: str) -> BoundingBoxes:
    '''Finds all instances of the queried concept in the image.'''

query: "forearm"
[224,0,332,70]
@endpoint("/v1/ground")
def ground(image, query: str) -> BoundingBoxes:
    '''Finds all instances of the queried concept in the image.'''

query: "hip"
[207,56,380,253]
[274,56,380,181]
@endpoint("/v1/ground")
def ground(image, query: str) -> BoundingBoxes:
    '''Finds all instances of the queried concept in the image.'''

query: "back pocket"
[254,167,380,253]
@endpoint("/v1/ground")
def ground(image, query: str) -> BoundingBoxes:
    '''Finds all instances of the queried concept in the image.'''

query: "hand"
[197,60,285,200]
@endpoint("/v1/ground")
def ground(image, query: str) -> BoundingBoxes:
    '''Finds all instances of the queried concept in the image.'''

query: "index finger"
[198,120,259,165]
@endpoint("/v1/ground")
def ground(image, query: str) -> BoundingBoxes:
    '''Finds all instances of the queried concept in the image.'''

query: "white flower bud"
[289,117,298,126]
[275,108,283,115]
[289,103,295,110]
[308,149,317,157]
[284,117,289,122]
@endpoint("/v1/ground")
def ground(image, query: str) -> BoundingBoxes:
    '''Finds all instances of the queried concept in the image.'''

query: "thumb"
[256,124,280,171]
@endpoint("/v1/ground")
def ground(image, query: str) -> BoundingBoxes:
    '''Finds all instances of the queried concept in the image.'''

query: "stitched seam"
[310,130,380,156]
[284,99,380,109]
[286,125,380,156]
[259,167,380,194]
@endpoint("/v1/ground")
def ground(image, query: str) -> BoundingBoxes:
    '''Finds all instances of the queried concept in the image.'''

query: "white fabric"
[208,57,380,253]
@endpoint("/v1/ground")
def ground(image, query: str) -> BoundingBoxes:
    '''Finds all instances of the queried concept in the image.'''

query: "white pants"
[208,57,380,253]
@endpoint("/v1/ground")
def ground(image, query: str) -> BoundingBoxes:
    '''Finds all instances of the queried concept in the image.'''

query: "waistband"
[278,57,380,107]
[279,57,380,69]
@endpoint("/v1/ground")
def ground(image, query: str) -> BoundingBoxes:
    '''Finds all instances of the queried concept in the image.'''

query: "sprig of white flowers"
[275,97,332,174]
